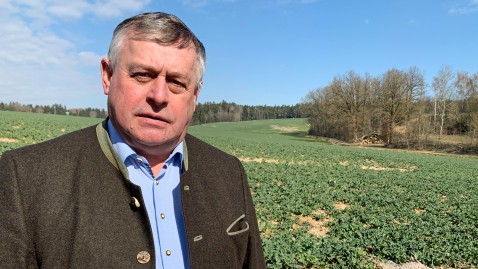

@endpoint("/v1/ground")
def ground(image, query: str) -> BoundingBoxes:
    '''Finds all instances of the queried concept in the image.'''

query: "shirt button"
[166,250,171,256]
[160,213,165,219]
[137,251,150,264]
[131,197,140,208]
[136,157,143,164]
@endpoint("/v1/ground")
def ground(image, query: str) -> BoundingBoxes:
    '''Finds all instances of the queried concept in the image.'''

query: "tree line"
[192,101,302,125]
[300,66,478,152]
[0,102,108,118]
[0,101,302,124]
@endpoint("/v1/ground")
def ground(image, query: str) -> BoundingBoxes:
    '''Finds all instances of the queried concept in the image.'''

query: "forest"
[0,101,302,125]
[300,66,478,153]
[0,102,108,119]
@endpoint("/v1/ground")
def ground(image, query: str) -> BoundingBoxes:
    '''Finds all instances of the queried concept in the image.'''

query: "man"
[0,12,266,268]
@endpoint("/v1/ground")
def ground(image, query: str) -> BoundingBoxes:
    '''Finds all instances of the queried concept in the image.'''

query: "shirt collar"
[107,119,184,170]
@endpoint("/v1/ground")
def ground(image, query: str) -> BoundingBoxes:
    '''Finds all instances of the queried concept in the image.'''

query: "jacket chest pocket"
[187,213,250,268]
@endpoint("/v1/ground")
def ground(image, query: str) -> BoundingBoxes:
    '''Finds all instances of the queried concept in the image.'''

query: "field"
[0,111,102,154]
[2,111,478,268]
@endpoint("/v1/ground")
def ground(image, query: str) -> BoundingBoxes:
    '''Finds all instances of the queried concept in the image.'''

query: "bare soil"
[310,135,478,157]
[0,137,17,143]
[377,261,431,269]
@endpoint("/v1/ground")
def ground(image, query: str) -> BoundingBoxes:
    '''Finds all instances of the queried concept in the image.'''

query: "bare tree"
[455,71,478,143]
[328,71,369,141]
[376,69,409,144]
[302,86,346,139]
[432,66,456,143]
[403,67,426,147]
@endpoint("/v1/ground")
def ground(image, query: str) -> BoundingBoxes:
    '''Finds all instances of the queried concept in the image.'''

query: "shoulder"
[185,133,236,160]
[184,133,243,169]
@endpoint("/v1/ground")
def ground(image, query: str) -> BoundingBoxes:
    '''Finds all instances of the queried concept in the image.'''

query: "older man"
[0,12,266,269]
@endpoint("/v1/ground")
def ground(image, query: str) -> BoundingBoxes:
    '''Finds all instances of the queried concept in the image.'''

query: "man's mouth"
[139,113,170,123]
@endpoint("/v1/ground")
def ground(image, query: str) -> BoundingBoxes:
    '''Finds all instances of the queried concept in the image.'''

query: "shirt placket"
[153,160,186,268]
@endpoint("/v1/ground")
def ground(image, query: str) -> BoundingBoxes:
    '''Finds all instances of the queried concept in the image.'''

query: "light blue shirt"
[108,120,190,269]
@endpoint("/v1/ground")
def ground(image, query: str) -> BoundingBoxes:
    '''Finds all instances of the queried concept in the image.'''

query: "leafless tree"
[376,69,409,144]
[432,65,456,143]
[328,71,370,141]
[455,71,478,143]
[403,67,426,147]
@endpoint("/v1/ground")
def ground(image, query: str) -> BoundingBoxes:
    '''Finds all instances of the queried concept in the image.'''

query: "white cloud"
[178,0,212,8]
[3,0,151,22]
[0,0,17,13]
[93,0,151,18]
[47,2,93,20]
[177,0,239,8]
[448,0,478,14]
[0,18,74,65]
[0,0,151,107]
[78,51,103,66]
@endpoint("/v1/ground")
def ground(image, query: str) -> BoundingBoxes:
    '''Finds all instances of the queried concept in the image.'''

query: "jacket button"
[137,251,150,264]
[131,197,140,208]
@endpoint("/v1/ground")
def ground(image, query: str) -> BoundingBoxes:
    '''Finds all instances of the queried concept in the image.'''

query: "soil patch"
[334,202,350,210]
[0,137,17,143]
[378,260,431,269]
[361,165,417,172]
[361,159,417,172]
[293,208,333,238]
[239,157,315,166]
[239,157,280,164]
[270,125,300,133]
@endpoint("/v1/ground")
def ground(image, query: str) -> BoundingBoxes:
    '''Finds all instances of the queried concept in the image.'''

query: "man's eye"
[132,72,154,83]
[167,80,188,93]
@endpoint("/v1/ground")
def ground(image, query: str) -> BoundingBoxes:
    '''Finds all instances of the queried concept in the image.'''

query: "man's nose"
[146,76,169,105]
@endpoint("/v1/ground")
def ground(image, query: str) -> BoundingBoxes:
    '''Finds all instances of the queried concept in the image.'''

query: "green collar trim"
[95,120,189,176]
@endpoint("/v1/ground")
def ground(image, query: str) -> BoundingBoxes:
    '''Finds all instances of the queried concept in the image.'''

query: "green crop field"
[2,111,478,268]
[0,111,102,154]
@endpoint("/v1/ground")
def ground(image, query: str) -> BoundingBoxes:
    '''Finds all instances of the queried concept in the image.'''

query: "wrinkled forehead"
[123,28,199,55]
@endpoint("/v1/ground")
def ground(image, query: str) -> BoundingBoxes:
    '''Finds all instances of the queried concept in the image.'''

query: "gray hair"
[107,12,206,86]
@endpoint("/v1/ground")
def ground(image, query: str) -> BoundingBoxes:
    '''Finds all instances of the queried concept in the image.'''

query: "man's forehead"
[125,34,197,51]
[121,39,197,60]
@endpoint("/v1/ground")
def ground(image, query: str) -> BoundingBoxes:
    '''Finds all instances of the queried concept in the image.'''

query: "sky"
[0,0,477,109]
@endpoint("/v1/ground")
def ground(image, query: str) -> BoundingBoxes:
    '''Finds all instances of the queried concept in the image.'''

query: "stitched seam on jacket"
[226,214,249,236]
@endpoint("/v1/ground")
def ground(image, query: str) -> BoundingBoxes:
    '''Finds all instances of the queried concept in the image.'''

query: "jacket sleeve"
[238,158,267,269]
[0,152,38,269]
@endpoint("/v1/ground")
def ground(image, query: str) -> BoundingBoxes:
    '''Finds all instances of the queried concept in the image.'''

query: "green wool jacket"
[0,121,266,269]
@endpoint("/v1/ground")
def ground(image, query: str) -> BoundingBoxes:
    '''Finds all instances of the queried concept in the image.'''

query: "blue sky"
[0,0,477,109]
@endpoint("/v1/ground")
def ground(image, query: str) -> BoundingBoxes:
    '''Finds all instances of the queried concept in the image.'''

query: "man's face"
[101,38,200,159]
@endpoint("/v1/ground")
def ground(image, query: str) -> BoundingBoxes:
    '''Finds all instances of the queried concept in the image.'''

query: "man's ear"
[100,58,112,95]
[193,82,202,111]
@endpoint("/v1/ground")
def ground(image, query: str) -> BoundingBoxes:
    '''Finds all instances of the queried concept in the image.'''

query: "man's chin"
[131,136,179,152]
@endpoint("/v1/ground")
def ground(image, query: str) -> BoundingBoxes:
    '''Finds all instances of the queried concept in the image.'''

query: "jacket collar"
[95,119,190,180]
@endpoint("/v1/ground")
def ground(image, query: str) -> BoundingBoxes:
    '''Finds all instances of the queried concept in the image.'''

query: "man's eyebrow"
[167,70,187,79]
[127,63,158,72]
[127,64,185,77]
